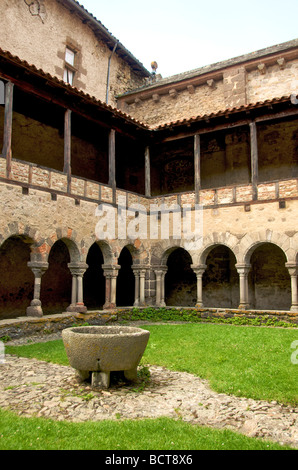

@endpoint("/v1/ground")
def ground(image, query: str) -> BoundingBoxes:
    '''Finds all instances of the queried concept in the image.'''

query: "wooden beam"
[109,129,116,202]
[64,109,72,192]
[249,121,258,201]
[160,119,252,143]
[1,81,14,178]
[145,146,151,197]
[159,107,298,144]
[194,134,201,204]
[0,73,146,140]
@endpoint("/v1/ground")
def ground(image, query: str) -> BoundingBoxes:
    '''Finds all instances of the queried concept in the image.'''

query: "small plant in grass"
[60,388,94,402]
[131,365,151,393]
[43,329,54,335]
[70,322,90,328]
[0,335,11,343]
[119,307,298,328]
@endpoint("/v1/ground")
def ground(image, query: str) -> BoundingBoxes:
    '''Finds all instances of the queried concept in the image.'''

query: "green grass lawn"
[0,409,293,450]
[2,323,298,450]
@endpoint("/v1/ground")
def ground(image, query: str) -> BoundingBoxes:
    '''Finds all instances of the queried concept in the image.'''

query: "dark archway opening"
[203,245,239,308]
[165,248,196,306]
[41,240,72,314]
[0,236,34,319]
[83,243,105,310]
[116,247,135,307]
[249,243,291,310]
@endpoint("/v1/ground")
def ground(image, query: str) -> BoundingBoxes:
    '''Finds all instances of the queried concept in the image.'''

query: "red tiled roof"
[0,47,149,130]
[0,48,296,134]
[152,95,294,130]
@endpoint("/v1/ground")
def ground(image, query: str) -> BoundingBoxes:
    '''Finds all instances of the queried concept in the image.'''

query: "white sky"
[80,0,298,78]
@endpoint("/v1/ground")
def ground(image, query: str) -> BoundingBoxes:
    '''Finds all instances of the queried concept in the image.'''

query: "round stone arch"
[197,242,240,309]
[82,239,115,310]
[116,244,137,307]
[240,230,292,265]
[243,240,291,311]
[0,223,45,262]
[84,238,114,266]
[44,228,82,264]
[197,242,240,267]
[59,237,81,264]
[116,240,141,264]
[192,231,241,267]
[162,243,192,266]
[40,236,82,315]
[291,232,298,264]
[0,233,36,319]
[161,246,197,307]
[151,239,183,267]
[0,223,40,247]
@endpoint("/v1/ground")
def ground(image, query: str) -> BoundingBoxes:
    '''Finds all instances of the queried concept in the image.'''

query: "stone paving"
[0,332,297,449]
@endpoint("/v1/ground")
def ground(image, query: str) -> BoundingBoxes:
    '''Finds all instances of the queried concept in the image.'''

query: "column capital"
[191,264,207,276]
[285,263,298,276]
[27,261,49,276]
[235,263,251,275]
[153,265,168,274]
[68,262,88,276]
[132,264,148,274]
[102,264,120,278]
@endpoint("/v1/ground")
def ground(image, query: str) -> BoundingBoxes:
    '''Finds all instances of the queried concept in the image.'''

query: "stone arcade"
[0,0,298,322]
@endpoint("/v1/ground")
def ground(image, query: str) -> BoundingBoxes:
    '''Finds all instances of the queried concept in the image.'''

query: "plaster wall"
[0,0,145,106]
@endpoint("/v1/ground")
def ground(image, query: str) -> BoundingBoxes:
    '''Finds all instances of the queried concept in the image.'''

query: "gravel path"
[1,332,297,449]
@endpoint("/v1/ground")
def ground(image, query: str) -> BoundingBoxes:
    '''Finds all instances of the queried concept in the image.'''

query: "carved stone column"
[132,265,148,307]
[154,266,167,307]
[191,264,207,308]
[154,269,162,307]
[132,267,140,307]
[160,267,168,307]
[67,263,88,313]
[26,262,48,317]
[286,263,298,312]
[139,269,147,306]
[236,264,251,310]
[103,264,120,309]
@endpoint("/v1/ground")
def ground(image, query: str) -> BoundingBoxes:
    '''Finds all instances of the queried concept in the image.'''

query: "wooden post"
[64,109,72,192]
[194,134,201,204]
[145,146,151,197]
[249,122,258,201]
[109,129,116,202]
[2,81,14,179]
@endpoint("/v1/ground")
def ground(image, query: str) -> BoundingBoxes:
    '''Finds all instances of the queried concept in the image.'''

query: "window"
[63,68,74,86]
[63,47,76,85]
[65,48,75,67]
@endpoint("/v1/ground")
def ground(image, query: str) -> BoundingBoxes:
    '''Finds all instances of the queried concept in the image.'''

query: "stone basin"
[62,326,150,389]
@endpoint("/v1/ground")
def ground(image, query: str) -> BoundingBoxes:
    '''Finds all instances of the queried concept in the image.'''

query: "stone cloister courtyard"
[0,0,298,450]
[0,324,297,449]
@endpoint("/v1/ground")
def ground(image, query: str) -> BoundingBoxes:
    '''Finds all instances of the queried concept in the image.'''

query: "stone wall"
[118,44,298,127]
[0,165,297,317]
